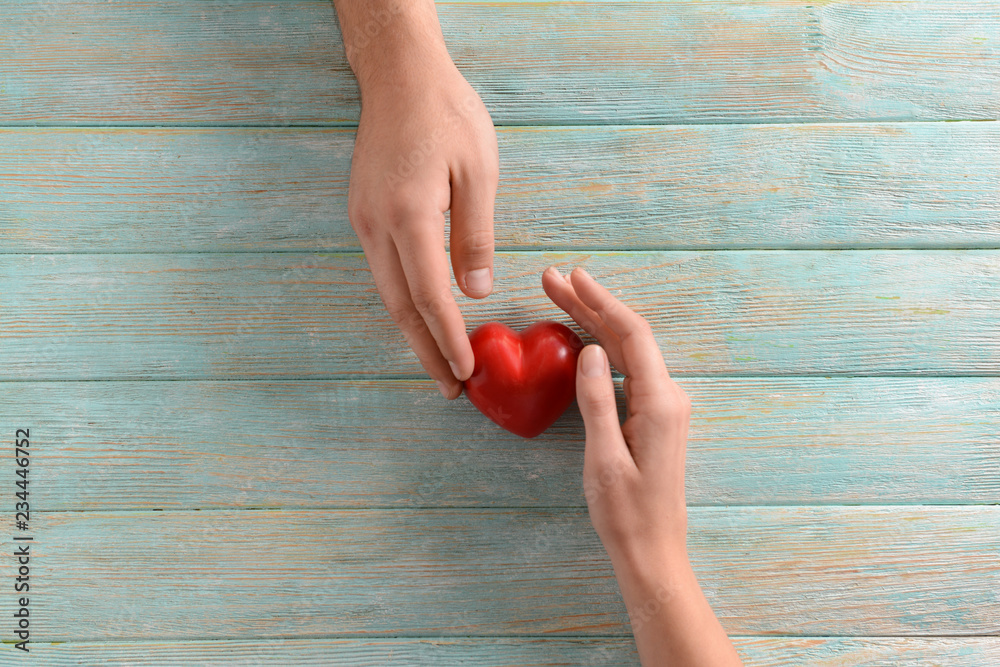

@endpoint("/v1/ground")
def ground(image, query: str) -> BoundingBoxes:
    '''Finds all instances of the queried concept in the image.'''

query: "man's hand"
[334,0,499,399]
[544,266,744,667]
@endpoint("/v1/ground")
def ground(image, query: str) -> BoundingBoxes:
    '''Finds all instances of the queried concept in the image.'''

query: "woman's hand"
[543,266,743,667]
[543,266,689,565]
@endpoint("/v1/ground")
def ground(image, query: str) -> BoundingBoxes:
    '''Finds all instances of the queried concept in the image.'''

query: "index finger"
[363,237,464,398]
[567,267,670,387]
[394,219,475,381]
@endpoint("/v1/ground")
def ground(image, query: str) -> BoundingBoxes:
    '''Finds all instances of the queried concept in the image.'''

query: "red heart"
[464,321,585,438]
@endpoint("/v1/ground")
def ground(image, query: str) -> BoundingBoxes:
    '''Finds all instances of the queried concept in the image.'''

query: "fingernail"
[436,380,451,398]
[465,268,492,295]
[448,360,463,379]
[582,345,607,378]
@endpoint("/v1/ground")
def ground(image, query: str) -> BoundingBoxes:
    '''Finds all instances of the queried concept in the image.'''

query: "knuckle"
[598,295,623,322]
[381,296,422,331]
[583,391,619,422]
[657,384,691,422]
[454,146,499,185]
[454,229,494,259]
[628,314,655,339]
[604,297,645,333]
[348,206,378,239]
[583,455,628,490]
[476,151,500,182]
[675,385,692,414]
[411,288,453,321]
[384,196,425,229]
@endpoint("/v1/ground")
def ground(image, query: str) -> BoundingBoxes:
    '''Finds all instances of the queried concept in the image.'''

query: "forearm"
[332,0,453,95]
[614,555,742,666]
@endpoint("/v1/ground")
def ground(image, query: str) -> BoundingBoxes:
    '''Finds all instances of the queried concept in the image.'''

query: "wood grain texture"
[2,1,997,657]
[2,123,998,252]
[13,637,1000,666]
[1,507,996,639]
[2,378,997,510]
[733,637,1000,666]
[1,251,996,379]
[1,1,997,125]
[0,639,645,666]
[0,1,350,125]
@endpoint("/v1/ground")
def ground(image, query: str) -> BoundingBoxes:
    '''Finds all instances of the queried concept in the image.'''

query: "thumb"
[450,173,496,299]
[577,345,627,464]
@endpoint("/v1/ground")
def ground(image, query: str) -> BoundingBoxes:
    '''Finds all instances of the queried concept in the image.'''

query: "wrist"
[604,518,692,602]
[335,0,454,97]
[603,503,689,576]
[611,539,691,586]
[612,551,699,623]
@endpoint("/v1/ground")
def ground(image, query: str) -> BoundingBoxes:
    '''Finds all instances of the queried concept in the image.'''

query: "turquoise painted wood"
[2,123,999,253]
[10,637,1000,666]
[0,507,997,639]
[1,251,997,379]
[1,1,997,125]
[734,638,1000,666]
[0,378,997,510]
[2,0,998,664]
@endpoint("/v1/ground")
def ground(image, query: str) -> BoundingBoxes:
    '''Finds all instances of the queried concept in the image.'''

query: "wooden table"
[2,1,998,664]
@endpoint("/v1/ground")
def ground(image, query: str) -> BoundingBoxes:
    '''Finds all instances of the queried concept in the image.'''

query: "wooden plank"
[3,378,997,510]
[2,507,996,638]
[14,637,1000,666]
[0,1,351,125]
[0,128,352,253]
[1,250,997,378]
[2,123,998,252]
[734,637,1000,666]
[2,639,644,666]
[2,1,997,125]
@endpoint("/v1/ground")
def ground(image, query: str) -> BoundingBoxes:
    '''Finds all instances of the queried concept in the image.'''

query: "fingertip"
[541,265,561,288]
[436,379,463,400]
[461,267,493,298]
[576,345,615,411]
[580,344,608,378]
[545,265,580,292]
[573,266,605,290]
[569,267,625,322]
[576,345,624,455]
[449,334,476,382]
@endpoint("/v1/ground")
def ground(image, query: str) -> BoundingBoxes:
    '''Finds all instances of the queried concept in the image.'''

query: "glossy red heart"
[464,321,585,438]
